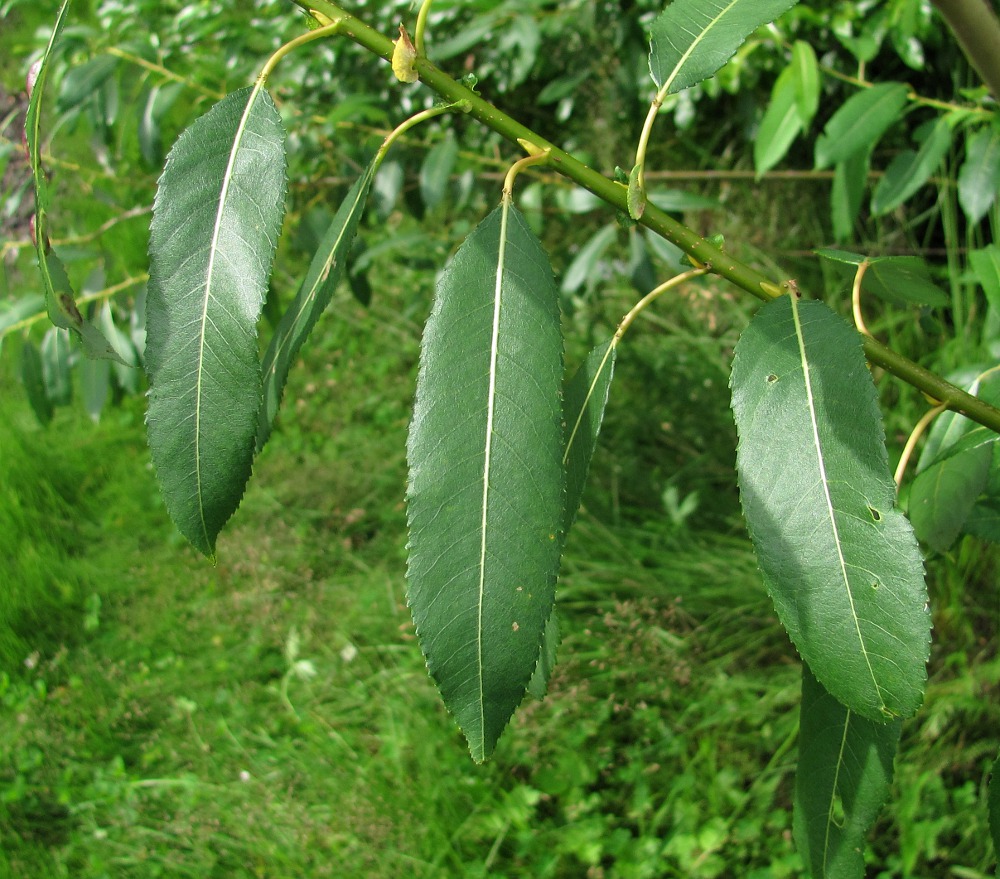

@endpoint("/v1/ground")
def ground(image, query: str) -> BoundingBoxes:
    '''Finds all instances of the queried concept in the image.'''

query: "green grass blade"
[257,161,376,452]
[406,200,564,762]
[794,664,901,879]
[730,296,929,721]
[649,0,798,94]
[146,86,287,558]
[990,753,1000,861]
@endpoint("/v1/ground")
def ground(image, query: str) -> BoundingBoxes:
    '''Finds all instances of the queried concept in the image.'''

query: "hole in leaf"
[766,373,778,383]
[830,793,846,828]
[868,505,881,521]
[871,581,879,590]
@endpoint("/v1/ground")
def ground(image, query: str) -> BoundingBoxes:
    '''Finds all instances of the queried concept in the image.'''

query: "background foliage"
[0,0,998,875]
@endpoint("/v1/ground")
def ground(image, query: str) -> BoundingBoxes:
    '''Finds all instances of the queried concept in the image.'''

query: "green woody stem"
[290,0,1000,435]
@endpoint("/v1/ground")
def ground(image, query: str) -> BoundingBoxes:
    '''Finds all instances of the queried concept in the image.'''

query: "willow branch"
[289,0,1000,435]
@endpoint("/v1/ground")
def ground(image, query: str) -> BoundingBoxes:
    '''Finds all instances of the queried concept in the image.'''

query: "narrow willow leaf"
[524,339,618,703]
[831,150,870,242]
[420,131,458,211]
[871,117,951,216]
[755,65,804,176]
[257,162,375,452]
[791,40,820,125]
[40,326,72,406]
[969,245,1000,313]
[958,125,1000,224]
[794,664,901,879]
[862,257,948,307]
[146,85,287,558]
[815,83,908,169]
[0,294,45,353]
[563,338,617,531]
[908,445,991,552]
[80,355,110,422]
[406,200,564,762]
[730,296,929,721]
[25,0,121,361]
[649,0,798,94]
[562,225,617,295]
[21,341,53,426]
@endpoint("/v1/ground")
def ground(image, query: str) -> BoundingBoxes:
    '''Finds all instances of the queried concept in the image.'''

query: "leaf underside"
[406,201,564,762]
[257,161,376,452]
[794,664,901,879]
[649,0,798,94]
[146,86,287,558]
[730,296,929,721]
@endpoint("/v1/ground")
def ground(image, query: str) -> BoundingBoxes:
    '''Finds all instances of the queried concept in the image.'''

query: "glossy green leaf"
[649,0,798,94]
[257,161,375,452]
[831,150,870,242]
[862,257,949,307]
[730,296,929,721]
[755,65,804,176]
[791,40,820,125]
[21,340,52,426]
[406,200,564,762]
[40,326,72,406]
[146,85,287,558]
[56,54,119,113]
[420,131,458,211]
[794,664,901,879]
[969,245,1000,313]
[871,117,952,216]
[958,125,1000,224]
[815,83,908,169]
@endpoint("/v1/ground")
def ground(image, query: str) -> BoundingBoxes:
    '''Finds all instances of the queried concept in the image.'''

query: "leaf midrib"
[789,295,885,711]
[195,83,266,552]
[657,0,741,94]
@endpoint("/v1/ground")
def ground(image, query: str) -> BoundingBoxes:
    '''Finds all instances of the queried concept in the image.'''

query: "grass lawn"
[1,264,997,878]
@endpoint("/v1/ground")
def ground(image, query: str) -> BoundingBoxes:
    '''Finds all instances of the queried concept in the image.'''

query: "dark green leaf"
[862,257,949,307]
[908,443,991,553]
[420,131,458,211]
[755,65,804,176]
[649,0,798,94]
[257,162,375,452]
[40,326,72,406]
[646,189,721,212]
[406,201,564,762]
[831,151,870,242]
[731,296,929,721]
[21,340,53,426]
[958,125,1000,224]
[871,117,951,216]
[146,86,287,558]
[969,245,1000,313]
[815,83,909,169]
[964,497,1000,543]
[794,664,901,879]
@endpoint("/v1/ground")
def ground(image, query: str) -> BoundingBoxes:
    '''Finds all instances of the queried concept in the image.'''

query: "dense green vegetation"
[1,0,998,875]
